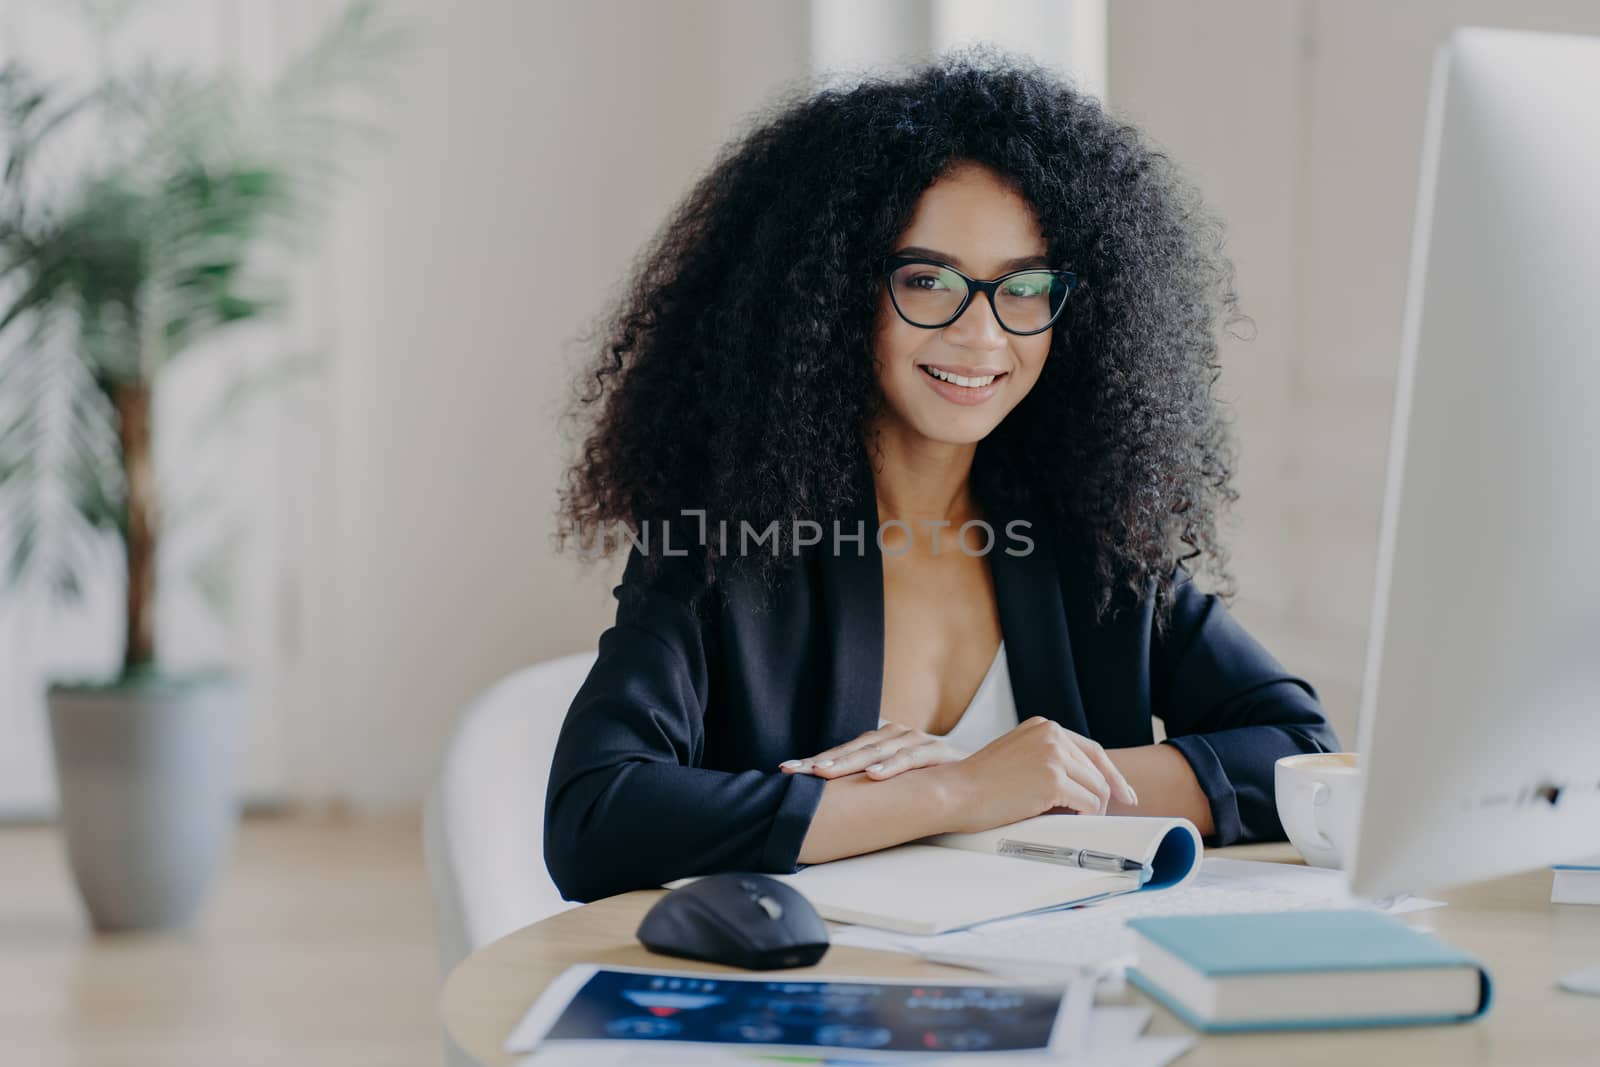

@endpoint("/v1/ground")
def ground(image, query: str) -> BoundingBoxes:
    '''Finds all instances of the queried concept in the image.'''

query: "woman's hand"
[939,716,1139,833]
[779,721,965,781]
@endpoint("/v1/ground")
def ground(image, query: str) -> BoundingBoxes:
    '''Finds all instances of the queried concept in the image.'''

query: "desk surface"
[441,844,1599,1066]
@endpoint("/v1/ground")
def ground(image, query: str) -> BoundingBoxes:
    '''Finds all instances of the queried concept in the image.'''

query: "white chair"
[423,650,597,1065]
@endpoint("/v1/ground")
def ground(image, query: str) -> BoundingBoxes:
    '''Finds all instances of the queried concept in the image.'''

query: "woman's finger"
[779,734,900,777]
[1044,730,1110,807]
[863,741,950,780]
[779,725,902,773]
[806,735,914,778]
[1078,739,1138,806]
[1052,772,1107,815]
[1058,749,1113,814]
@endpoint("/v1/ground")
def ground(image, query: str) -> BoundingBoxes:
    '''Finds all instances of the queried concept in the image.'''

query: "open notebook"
[771,815,1202,935]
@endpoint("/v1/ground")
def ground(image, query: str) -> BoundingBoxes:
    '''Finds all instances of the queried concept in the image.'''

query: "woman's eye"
[1003,278,1047,298]
[910,274,948,290]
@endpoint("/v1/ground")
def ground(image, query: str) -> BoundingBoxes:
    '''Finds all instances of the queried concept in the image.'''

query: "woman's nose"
[944,291,1009,349]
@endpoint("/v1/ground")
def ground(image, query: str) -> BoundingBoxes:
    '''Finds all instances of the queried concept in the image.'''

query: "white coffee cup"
[1275,752,1363,869]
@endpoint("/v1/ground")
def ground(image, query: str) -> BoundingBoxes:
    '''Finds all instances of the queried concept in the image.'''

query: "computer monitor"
[1347,27,1600,902]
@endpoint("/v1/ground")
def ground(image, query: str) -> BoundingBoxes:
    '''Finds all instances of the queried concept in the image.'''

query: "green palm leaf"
[0,0,404,666]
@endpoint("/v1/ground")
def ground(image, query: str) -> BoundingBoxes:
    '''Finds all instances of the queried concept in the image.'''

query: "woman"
[545,53,1338,904]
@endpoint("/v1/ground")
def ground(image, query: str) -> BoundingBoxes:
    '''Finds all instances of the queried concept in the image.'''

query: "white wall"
[325,0,1600,805]
[315,0,1110,809]
[17,1,1593,810]
[1108,0,1600,747]
[0,0,337,815]
[812,0,1105,95]
[315,1,816,808]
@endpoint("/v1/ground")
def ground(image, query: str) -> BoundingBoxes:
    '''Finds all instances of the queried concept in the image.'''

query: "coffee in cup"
[1275,752,1363,869]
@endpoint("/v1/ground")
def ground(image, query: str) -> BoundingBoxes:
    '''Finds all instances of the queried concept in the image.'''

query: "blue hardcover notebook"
[1552,861,1600,905]
[1126,910,1492,1033]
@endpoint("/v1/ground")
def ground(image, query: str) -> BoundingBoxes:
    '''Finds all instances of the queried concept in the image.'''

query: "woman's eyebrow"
[893,245,1051,273]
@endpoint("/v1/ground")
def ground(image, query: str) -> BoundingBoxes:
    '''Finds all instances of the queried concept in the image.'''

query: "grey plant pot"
[45,672,244,933]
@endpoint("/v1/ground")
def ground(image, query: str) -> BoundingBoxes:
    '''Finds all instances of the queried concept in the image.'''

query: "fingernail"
[1125,787,1140,805]
[866,764,884,774]
[817,759,834,768]
[780,760,801,769]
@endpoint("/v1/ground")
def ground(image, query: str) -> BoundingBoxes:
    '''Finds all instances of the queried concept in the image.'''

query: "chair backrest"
[423,650,597,981]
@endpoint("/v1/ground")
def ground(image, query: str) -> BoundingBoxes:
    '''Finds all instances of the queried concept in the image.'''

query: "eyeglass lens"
[888,262,1069,333]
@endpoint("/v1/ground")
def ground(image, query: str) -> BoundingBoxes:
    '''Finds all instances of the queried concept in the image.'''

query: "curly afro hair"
[558,48,1246,633]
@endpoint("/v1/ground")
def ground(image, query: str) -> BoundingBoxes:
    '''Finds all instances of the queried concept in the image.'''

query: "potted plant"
[0,1,400,931]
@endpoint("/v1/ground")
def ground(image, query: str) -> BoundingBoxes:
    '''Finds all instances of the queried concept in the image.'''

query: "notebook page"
[928,815,1202,888]
[832,858,1445,973]
[775,843,1135,934]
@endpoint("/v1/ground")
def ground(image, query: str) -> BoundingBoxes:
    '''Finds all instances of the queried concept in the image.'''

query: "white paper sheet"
[831,857,1444,976]
[765,815,1201,935]
[505,963,1095,1057]
[918,1035,1197,1067]
[514,1037,1195,1067]
[512,1005,1166,1066]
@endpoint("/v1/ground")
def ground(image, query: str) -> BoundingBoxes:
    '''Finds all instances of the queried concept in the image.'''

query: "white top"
[879,640,1019,754]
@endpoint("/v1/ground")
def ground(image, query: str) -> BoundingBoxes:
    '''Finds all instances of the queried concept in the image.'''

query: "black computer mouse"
[636,872,830,970]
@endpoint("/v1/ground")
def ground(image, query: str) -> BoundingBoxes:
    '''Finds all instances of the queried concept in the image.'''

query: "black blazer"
[544,481,1339,904]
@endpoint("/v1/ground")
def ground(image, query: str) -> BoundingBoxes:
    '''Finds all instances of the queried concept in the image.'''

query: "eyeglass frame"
[880,255,1080,337]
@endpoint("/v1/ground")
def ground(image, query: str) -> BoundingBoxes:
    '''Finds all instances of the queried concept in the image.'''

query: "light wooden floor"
[1,812,443,1067]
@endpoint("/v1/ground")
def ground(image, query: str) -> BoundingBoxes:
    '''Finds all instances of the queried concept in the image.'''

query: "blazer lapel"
[813,460,1094,748]
[815,480,885,750]
[985,497,1091,736]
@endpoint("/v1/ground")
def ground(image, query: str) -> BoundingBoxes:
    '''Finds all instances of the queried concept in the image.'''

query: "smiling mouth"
[919,365,1007,388]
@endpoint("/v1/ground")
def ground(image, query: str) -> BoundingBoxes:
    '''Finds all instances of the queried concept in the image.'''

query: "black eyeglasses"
[882,255,1079,336]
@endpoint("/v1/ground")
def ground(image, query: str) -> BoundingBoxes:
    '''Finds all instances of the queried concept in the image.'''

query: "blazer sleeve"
[1150,567,1341,846]
[543,548,826,903]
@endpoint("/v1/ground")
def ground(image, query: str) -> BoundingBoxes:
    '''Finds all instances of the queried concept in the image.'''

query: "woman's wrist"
[1103,743,1215,835]
[796,760,973,864]
[926,761,977,834]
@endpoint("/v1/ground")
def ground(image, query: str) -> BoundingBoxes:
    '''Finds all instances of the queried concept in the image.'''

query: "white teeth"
[924,366,998,388]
